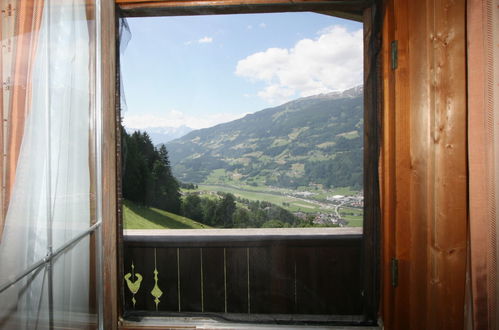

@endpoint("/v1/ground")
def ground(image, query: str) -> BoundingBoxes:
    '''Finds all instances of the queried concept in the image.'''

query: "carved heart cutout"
[124,272,143,295]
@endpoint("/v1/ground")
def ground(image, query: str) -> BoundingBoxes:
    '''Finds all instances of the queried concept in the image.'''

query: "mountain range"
[126,125,193,145]
[165,85,364,190]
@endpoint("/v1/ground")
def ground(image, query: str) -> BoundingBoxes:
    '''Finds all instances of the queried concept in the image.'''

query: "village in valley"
[288,191,364,227]
[189,184,364,228]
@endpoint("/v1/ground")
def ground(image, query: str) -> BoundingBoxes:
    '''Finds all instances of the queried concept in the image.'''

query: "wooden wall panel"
[467,0,499,328]
[225,248,249,313]
[427,1,467,328]
[178,248,203,312]
[202,248,225,313]
[406,1,430,329]
[381,0,467,329]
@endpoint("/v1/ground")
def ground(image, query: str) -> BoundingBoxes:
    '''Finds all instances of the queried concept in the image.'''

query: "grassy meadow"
[123,200,211,229]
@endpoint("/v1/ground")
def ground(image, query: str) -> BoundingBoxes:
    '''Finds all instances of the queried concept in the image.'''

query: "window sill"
[120,315,379,329]
[123,227,363,246]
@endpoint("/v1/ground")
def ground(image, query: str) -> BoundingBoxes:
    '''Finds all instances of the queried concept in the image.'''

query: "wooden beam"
[116,0,368,4]
[101,0,119,328]
[379,0,397,328]
[362,1,382,324]
[116,0,369,19]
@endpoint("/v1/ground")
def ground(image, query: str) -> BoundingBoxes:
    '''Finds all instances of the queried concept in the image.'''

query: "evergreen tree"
[201,198,219,226]
[218,193,236,228]
[122,127,182,214]
[182,194,203,222]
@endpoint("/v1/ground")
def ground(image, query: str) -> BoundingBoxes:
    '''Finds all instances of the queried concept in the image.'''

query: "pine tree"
[122,127,182,214]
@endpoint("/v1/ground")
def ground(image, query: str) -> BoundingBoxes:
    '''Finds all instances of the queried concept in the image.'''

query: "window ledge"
[123,227,363,245]
[121,315,378,329]
[124,227,362,236]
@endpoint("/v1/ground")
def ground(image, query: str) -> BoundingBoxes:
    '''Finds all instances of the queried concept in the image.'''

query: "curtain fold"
[3,0,45,232]
[0,0,97,328]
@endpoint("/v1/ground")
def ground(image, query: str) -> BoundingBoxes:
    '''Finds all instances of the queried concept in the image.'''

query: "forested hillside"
[166,85,363,190]
[121,129,309,228]
[122,130,182,213]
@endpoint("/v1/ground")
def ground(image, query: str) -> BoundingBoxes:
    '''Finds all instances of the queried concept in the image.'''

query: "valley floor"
[189,183,364,227]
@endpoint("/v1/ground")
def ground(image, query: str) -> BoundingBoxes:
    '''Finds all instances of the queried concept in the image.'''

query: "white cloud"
[257,85,294,102]
[259,22,267,28]
[246,25,253,30]
[198,36,213,44]
[123,110,247,130]
[235,25,363,104]
[185,36,214,46]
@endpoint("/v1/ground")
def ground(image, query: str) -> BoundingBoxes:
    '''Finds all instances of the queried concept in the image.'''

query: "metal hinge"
[391,40,398,70]
[391,258,398,288]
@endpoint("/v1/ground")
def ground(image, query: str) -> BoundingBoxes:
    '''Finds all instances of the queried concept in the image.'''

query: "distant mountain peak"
[284,85,363,105]
[264,86,363,114]
[125,125,193,145]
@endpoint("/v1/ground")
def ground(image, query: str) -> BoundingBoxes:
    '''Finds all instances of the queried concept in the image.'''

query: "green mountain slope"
[123,200,211,229]
[166,86,363,189]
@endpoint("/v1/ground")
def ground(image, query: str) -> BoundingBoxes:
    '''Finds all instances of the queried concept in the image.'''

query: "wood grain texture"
[466,0,499,328]
[116,0,367,20]
[361,2,381,323]
[391,0,412,328]
[406,1,430,328]
[202,248,225,312]
[101,0,118,328]
[178,248,202,312]
[249,246,294,314]
[379,0,396,327]
[466,0,489,326]
[87,0,98,315]
[380,0,467,329]
[122,239,363,317]
[427,1,467,328]
[116,0,356,2]
[225,247,249,313]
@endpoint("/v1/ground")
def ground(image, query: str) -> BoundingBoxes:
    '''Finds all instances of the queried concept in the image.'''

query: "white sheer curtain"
[0,0,96,328]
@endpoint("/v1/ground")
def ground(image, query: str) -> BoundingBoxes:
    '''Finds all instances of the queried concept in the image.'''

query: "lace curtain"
[0,0,101,328]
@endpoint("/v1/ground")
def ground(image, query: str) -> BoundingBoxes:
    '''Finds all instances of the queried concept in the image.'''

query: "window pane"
[52,235,98,329]
[0,266,50,329]
[120,12,365,321]
[120,13,364,231]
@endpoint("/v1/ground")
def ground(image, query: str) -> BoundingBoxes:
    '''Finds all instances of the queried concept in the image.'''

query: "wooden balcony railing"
[122,228,363,322]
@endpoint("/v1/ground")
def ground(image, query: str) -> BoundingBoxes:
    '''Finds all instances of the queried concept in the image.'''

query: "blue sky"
[121,13,362,129]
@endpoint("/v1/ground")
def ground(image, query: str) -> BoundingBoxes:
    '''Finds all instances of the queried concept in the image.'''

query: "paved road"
[334,201,346,219]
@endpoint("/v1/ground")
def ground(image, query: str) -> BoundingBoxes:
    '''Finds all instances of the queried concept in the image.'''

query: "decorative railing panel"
[123,228,363,318]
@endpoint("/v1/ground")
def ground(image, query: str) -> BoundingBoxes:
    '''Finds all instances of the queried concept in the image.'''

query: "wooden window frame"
[100,0,382,328]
